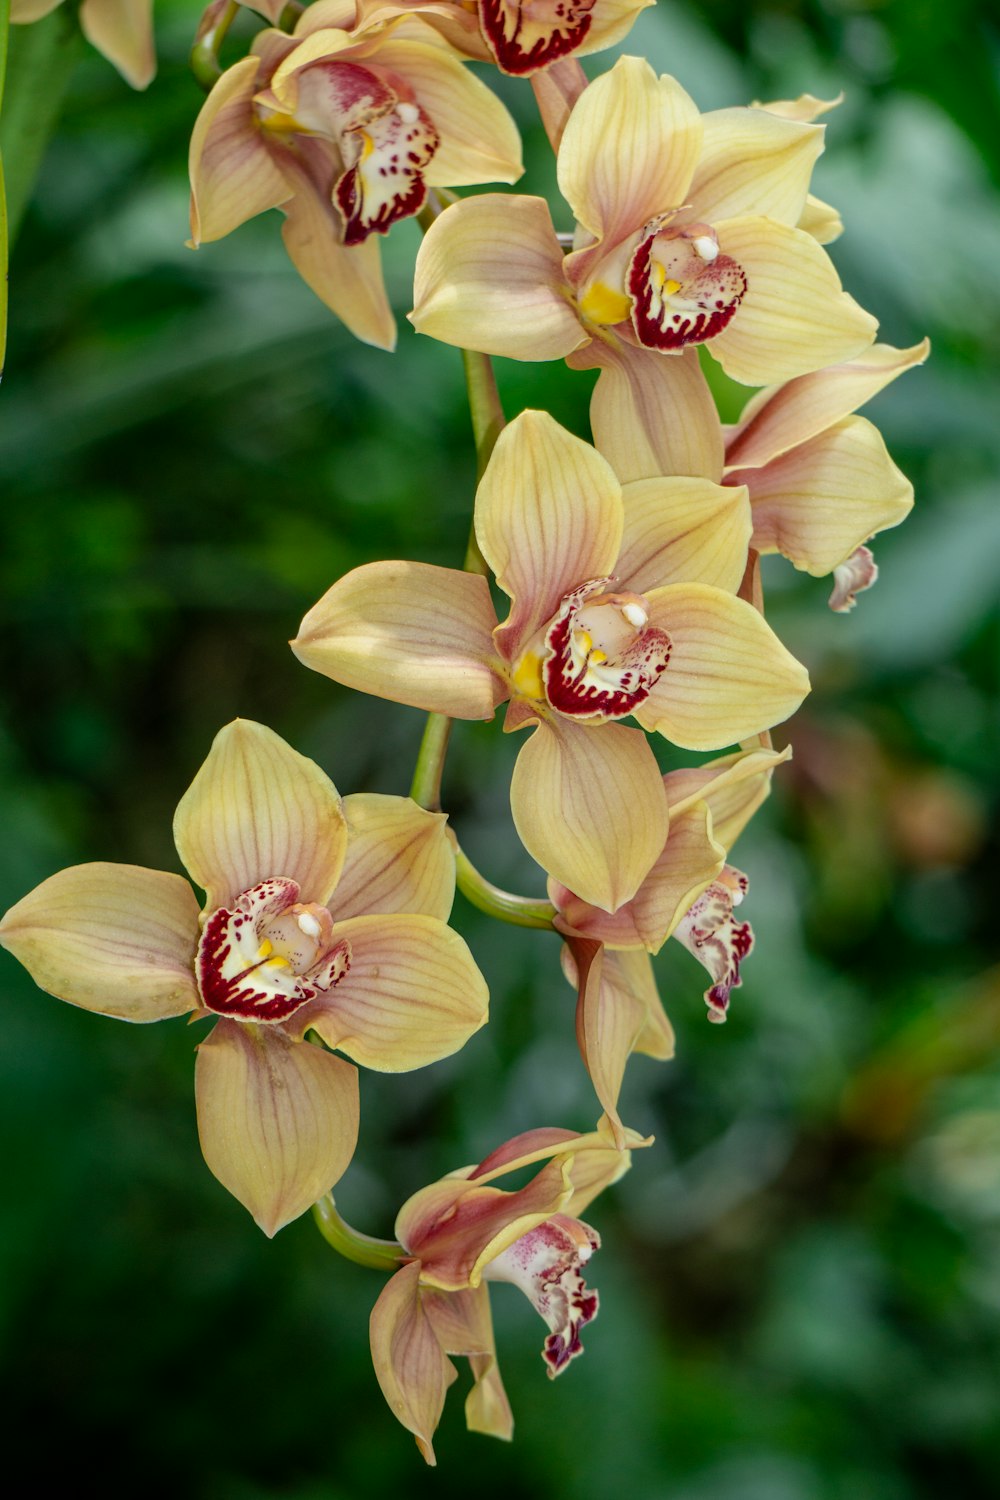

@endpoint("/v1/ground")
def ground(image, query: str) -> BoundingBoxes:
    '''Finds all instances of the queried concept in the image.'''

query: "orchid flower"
[11,0,155,88]
[0,720,488,1236]
[412,55,879,481]
[353,0,652,76]
[369,1116,648,1462]
[189,0,522,349]
[292,410,809,915]
[552,745,788,1137]
[721,340,930,602]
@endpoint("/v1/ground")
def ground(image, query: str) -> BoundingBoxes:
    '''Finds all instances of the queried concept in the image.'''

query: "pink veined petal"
[531,56,588,150]
[195,1018,360,1235]
[557,57,702,255]
[469,1128,581,1180]
[687,107,824,226]
[509,715,669,914]
[637,584,810,750]
[465,1119,647,1189]
[410,195,587,362]
[616,476,752,596]
[0,862,200,1023]
[664,745,791,852]
[610,948,674,1062]
[334,793,455,922]
[422,1284,513,1442]
[80,0,155,88]
[370,1262,456,1467]
[294,913,488,1071]
[724,339,931,471]
[189,56,294,245]
[735,414,914,576]
[709,215,878,386]
[577,341,725,484]
[567,936,648,1145]
[292,560,505,719]
[475,409,622,662]
[173,719,349,913]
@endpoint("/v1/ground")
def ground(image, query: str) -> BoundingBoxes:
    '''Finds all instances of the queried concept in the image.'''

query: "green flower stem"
[461,346,503,575]
[455,845,557,930]
[0,0,9,368]
[190,0,239,93]
[409,711,453,813]
[0,7,81,248]
[312,1194,407,1273]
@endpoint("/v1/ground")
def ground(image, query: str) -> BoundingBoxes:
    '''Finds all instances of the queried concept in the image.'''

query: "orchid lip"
[627,221,747,352]
[479,0,597,75]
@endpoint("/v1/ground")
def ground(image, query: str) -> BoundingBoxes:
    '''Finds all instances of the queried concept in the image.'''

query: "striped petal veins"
[197,877,351,1023]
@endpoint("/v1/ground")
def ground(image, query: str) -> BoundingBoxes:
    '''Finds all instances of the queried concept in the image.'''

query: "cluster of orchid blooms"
[4,0,928,1465]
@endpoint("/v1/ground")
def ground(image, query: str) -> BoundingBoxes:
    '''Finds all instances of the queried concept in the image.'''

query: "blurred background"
[1,0,999,1493]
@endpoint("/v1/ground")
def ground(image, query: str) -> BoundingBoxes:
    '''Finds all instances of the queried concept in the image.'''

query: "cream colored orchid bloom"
[12,0,155,88]
[0,720,488,1236]
[723,340,929,594]
[552,745,788,1136]
[188,2,522,350]
[370,1117,648,1462]
[292,411,809,914]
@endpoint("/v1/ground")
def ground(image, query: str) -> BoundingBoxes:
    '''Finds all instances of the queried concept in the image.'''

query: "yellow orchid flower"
[0,720,488,1237]
[292,410,809,914]
[188,0,523,349]
[551,745,788,1136]
[369,1117,648,1463]
[722,340,930,598]
[11,0,155,89]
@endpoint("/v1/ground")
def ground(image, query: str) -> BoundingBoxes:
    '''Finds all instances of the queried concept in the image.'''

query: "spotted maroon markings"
[627,229,746,352]
[335,102,439,246]
[674,867,754,1022]
[542,1282,599,1374]
[542,584,671,721]
[479,0,595,75]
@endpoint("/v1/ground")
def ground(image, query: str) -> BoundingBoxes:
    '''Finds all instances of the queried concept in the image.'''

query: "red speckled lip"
[479,0,596,75]
[627,227,746,351]
[335,97,439,245]
[541,580,671,721]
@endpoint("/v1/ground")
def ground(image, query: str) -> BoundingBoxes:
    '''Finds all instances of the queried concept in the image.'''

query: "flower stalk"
[312,1193,407,1273]
[455,846,557,930]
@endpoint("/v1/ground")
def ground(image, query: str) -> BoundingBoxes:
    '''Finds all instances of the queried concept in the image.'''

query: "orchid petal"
[569,937,648,1144]
[558,58,702,251]
[292,560,504,718]
[189,57,293,245]
[617,476,752,595]
[510,716,668,913]
[334,793,455,921]
[637,584,810,749]
[195,1019,359,1235]
[298,914,488,1071]
[614,949,675,1061]
[665,745,791,850]
[173,719,348,912]
[725,339,931,471]
[0,863,199,1022]
[799,193,842,244]
[560,1107,647,1213]
[710,215,878,385]
[370,1262,456,1467]
[735,415,913,575]
[80,0,155,88]
[475,410,622,660]
[688,108,823,226]
[423,1285,513,1442]
[410,195,586,361]
[579,342,724,484]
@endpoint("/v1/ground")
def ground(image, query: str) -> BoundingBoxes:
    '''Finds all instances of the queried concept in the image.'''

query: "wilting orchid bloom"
[11,0,155,88]
[292,410,809,914]
[0,720,488,1236]
[553,745,788,1135]
[412,56,877,479]
[370,1117,647,1462]
[189,0,522,350]
[722,340,930,600]
[354,0,652,75]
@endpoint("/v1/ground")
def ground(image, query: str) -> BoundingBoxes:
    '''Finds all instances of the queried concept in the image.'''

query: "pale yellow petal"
[292,560,504,719]
[334,794,455,921]
[80,0,154,87]
[510,717,668,913]
[579,341,724,484]
[475,409,622,661]
[410,195,586,361]
[189,57,293,245]
[581,0,655,53]
[799,193,842,244]
[558,58,702,250]
[725,339,931,471]
[617,476,752,595]
[736,415,913,575]
[195,1020,360,1235]
[370,1263,456,1467]
[173,719,348,912]
[616,949,675,1060]
[637,584,809,749]
[10,0,64,21]
[301,914,488,1071]
[689,108,823,225]
[710,215,878,385]
[572,938,648,1144]
[423,1285,513,1443]
[281,176,397,351]
[754,92,843,124]
[0,863,199,1022]
[665,745,790,851]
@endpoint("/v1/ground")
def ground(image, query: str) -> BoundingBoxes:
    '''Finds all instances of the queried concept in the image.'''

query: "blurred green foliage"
[1,0,999,1494]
